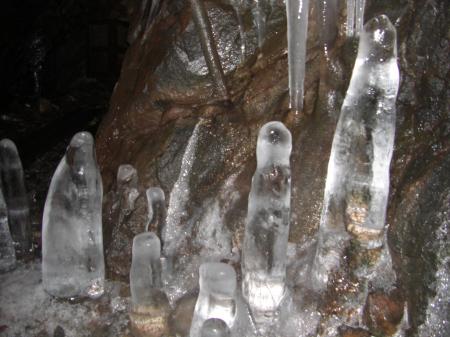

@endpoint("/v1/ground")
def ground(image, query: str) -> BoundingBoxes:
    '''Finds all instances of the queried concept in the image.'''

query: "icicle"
[190,263,237,337]
[355,0,366,36]
[286,0,310,113]
[317,0,339,48]
[145,187,166,238]
[0,187,16,272]
[252,0,270,51]
[129,232,170,336]
[242,121,292,321]
[0,139,32,255]
[311,15,399,291]
[347,0,366,37]
[42,132,105,299]
[230,0,247,62]
[189,0,229,100]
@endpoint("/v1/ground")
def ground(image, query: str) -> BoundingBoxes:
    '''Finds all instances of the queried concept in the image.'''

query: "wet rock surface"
[93,0,449,335]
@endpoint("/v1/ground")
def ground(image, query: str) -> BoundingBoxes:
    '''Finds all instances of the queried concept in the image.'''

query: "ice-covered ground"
[0,261,130,337]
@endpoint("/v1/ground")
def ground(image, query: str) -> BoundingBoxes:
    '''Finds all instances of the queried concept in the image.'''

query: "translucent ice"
[129,232,170,336]
[42,132,105,299]
[145,187,166,235]
[286,0,310,112]
[252,0,270,50]
[130,232,164,309]
[201,318,231,337]
[230,0,247,61]
[163,121,201,257]
[312,15,399,290]
[0,139,32,255]
[0,187,16,272]
[189,0,229,100]
[190,263,237,337]
[317,0,339,47]
[346,0,366,37]
[242,122,292,321]
[116,164,139,220]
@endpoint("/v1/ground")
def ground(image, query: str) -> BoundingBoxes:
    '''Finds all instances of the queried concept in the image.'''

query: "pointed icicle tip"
[256,121,292,168]
[360,15,397,62]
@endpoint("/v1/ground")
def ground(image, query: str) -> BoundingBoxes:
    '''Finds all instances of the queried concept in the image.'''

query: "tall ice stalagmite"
[0,139,32,255]
[286,0,310,112]
[311,15,400,290]
[42,132,105,299]
[242,121,292,321]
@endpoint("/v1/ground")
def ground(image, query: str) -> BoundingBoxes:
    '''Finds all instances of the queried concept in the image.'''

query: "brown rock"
[364,290,404,336]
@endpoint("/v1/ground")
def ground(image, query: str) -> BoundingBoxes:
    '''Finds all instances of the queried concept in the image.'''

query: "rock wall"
[95,0,449,335]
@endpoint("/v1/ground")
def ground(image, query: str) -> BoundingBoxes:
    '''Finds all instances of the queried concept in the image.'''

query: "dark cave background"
[0,0,128,235]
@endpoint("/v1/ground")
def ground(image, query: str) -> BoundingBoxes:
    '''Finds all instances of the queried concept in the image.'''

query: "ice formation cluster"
[0,3,412,337]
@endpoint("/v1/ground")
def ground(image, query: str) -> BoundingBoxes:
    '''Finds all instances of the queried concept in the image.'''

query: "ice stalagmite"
[189,0,229,100]
[42,132,105,299]
[242,121,292,321]
[346,0,366,37]
[0,139,32,255]
[116,164,139,221]
[0,187,16,272]
[201,318,231,337]
[145,187,166,236]
[286,0,310,113]
[311,15,399,290]
[130,232,170,337]
[190,263,237,337]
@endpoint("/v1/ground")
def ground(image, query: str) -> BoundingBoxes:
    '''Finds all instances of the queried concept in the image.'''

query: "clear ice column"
[42,132,105,299]
[190,263,237,337]
[145,187,166,236]
[201,318,231,337]
[286,0,310,113]
[130,232,170,337]
[311,15,400,290]
[0,187,16,272]
[317,0,339,47]
[242,121,292,320]
[0,139,32,255]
